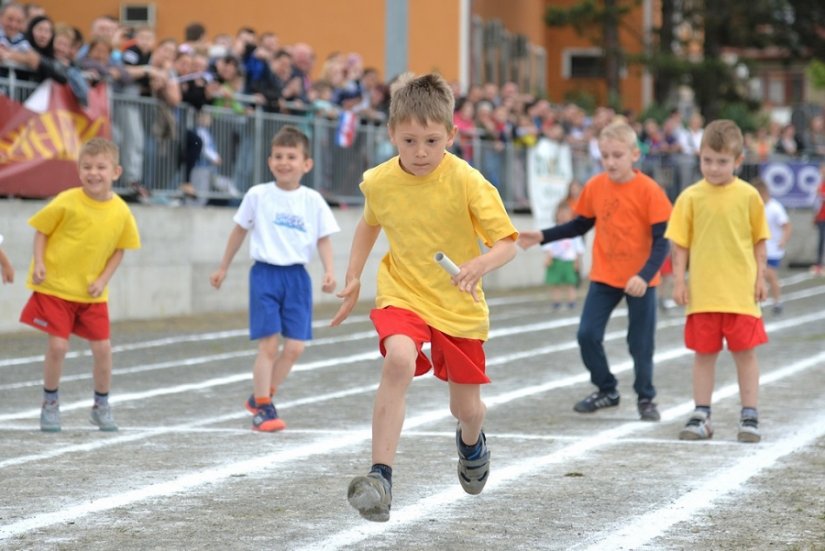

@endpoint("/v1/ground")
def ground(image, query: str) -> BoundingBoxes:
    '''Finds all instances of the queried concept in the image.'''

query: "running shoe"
[40,400,61,432]
[573,390,620,413]
[456,427,490,495]
[90,404,119,432]
[252,403,286,432]
[347,472,392,522]
[679,410,713,440]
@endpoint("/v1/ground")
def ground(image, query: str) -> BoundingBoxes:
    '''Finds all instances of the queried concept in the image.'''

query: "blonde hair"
[80,137,119,164]
[388,72,454,132]
[701,119,744,157]
[598,120,639,148]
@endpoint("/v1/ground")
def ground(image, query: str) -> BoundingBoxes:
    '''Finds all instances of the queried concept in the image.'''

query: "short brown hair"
[388,72,454,132]
[79,137,119,164]
[701,119,744,157]
[271,125,311,158]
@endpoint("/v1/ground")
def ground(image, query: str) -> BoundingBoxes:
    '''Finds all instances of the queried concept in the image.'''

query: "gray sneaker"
[90,404,119,432]
[737,416,761,443]
[456,428,490,495]
[347,472,391,522]
[40,400,61,432]
[679,410,713,440]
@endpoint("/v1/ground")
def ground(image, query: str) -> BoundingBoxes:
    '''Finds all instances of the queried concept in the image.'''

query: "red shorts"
[20,292,110,340]
[685,312,767,354]
[370,306,489,384]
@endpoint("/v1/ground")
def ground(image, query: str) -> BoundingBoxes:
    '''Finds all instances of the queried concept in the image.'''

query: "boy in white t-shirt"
[210,125,340,432]
[755,179,792,314]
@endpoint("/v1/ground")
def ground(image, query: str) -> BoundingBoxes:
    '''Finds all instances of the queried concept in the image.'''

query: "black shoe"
[637,399,660,421]
[573,390,620,413]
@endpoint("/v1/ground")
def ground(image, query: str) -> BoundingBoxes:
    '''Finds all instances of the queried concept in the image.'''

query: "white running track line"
[0,272,816,369]
[578,413,825,550]
[0,308,823,472]
[1,341,823,542]
[0,311,665,417]
[3,280,824,398]
[299,350,825,551]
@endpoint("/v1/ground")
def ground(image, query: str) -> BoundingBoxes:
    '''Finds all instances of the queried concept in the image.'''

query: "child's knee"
[450,398,485,425]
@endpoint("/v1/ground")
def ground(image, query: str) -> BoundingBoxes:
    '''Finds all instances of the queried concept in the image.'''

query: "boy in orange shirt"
[519,121,672,421]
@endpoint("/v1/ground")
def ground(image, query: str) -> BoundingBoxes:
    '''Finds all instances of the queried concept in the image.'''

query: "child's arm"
[780,221,792,251]
[316,235,336,294]
[754,239,767,302]
[0,248,13,284]
[455,236,517,302]
[88,249,125,298]
[517,216,594,249]
[671,244,689,306]
[544,250,553,267]
[626,222,669,297]
[331,218,381,326]
[210,224,248,290]
[32,231,48,284]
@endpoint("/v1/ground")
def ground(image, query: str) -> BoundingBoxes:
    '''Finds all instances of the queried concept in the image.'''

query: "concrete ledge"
[0,199,820,334]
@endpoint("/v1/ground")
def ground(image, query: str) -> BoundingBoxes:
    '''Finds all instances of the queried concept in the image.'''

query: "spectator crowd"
[2,1,825,205]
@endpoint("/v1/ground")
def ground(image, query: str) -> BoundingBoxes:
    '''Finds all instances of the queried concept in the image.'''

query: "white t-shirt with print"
[764,197,789,260]
[233,183,340,265]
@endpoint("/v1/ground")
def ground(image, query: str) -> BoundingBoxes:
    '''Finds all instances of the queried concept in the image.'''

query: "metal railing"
[3,67,821,211]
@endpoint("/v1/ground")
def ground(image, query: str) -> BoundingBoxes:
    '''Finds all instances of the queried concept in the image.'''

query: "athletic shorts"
[249,262,312,341]
[369,306,489,384]
[766,257,782,269]
[544,259,578,286]
[685,312,768,354]
[19,292,110,340]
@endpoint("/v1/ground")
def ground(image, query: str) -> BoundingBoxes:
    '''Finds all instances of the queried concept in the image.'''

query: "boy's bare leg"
[270,338,306,394]
[765,267,781,304]
[692,352,718,406]
[43,335,70,390]
[566,284,577,304]
[732,348,759,409]
[371,335,416,466]
[89,339,113,393]
[449,382,486,447]
[253,334,280,398]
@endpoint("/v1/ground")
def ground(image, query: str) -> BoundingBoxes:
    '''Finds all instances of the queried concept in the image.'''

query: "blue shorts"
[767,257,782,269]
[249,262,312,341]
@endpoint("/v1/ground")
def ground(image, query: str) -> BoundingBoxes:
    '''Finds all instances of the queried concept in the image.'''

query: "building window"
[563,49,604,79]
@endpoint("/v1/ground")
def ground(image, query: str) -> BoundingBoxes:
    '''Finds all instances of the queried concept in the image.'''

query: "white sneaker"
[40,400,61,432]
[679,410,713,440]
[737,416,761,443]
[90,404,119,431]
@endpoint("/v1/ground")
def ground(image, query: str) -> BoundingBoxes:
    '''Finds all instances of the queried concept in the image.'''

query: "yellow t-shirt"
[27,187,142,303]
[665,178,769,316]
[361,152,518,340]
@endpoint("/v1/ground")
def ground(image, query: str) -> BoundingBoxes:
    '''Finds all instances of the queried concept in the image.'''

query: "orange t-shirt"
[574,169,672,288]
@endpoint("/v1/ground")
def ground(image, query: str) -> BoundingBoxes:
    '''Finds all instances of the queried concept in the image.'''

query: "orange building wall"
[541,0,647,112]
[473,0,547,46]
[408,0,460,78]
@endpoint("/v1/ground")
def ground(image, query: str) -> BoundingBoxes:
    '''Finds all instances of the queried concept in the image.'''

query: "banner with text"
[0,80,110,197]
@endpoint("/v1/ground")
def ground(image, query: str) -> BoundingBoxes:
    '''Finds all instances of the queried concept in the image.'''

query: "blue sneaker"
[244,394,257,414]
[252,403,286,432]
[456,427,490,495]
